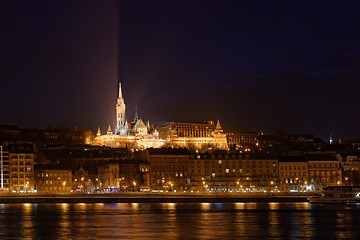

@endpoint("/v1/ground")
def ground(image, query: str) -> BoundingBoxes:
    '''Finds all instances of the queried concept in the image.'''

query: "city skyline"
[1,1,359,141]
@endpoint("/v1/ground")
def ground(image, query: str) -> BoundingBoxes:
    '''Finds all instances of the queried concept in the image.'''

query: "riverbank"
[0,192,311,203]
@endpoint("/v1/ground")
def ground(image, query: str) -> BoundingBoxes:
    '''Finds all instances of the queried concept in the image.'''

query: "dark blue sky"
[0,1,359,141]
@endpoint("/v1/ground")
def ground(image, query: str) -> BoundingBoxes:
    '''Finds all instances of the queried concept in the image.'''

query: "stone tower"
[115,82,126,135]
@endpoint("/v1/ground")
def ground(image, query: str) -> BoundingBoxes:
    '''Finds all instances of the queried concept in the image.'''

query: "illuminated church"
[91,83,166,149]
[91,82,228,150]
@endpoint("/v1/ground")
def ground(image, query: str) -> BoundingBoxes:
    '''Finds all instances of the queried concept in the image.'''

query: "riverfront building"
[134,148,191,191]
[190,152,278,192]
[34,166,72,193]
[98,163,120,191]
[305,153,342,190]
[8,143,35,193]
[0,146,10,191]
[278,156,309,192]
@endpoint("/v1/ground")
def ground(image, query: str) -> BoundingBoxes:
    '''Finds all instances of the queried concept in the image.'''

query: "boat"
[308,186,360,203]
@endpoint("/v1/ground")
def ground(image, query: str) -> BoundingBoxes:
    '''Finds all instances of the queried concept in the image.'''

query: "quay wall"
[0,193,310,203]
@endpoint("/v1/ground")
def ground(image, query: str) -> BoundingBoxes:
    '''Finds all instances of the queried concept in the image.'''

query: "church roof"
[134,119,147,130]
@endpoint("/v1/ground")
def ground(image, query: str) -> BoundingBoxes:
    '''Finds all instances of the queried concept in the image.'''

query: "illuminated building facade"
[0,146,10,191]
[305,153,342,190]
[226,131,258,151]
[190,152,278,192]
[91,82,166,149]
[156,120,228,150]
[341,155,360,185]
[9,143,35,193]
[135,148,191,191]
[35,168,72,193]
[278,156,309,192]
[98,163,120,191]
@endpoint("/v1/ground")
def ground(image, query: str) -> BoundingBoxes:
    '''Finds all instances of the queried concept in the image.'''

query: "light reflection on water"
[22,203,34,240]
[1,202,360,239]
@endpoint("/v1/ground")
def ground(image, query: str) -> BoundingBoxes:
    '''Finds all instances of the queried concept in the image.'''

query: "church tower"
[115,82,126,135]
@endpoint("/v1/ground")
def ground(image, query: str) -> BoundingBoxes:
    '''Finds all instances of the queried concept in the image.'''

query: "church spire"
[115,82,126,135]
[118,82,123,99]
[134,106,139,122]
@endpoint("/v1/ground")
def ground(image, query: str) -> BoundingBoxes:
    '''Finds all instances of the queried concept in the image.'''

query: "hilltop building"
[91,83,165,149]
[156,120,228,151]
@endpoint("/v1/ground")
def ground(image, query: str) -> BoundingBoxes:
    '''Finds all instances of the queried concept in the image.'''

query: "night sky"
[1,1,359,141]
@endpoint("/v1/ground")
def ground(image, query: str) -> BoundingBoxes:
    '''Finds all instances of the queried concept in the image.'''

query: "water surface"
[1,202,360,239]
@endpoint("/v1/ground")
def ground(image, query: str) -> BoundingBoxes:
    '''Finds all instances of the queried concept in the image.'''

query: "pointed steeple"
[118,82,123,99]
[214,119,223,133]
[115,82,126,135]
[96,126,101,137]
[134,106,139,122]
[107,124,112,134]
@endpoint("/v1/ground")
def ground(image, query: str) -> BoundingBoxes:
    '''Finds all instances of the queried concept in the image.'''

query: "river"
[1,202,360,239]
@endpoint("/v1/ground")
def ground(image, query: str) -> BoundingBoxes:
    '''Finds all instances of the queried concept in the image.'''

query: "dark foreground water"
[1,202,360,239]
